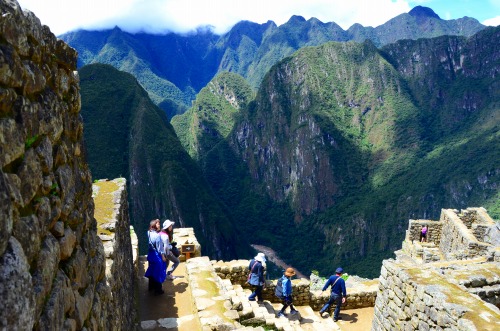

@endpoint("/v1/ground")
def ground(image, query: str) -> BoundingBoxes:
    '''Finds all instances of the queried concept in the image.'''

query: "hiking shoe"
[277,312,287,318]
[248,298,256,301]
[333,316,342,322]
[290,309,298,315]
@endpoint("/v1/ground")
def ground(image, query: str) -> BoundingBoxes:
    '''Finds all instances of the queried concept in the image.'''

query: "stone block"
[59,227,76,260]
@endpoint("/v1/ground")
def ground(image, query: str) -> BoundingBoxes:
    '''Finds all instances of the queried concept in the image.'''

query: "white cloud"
[17,0,413,35]
[483,16,500,26]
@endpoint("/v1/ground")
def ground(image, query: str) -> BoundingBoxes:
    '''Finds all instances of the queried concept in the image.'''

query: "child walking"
[276,268,299,318]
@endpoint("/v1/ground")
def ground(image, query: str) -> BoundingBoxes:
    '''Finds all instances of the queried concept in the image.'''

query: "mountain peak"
[287,15,306,23]
[408,6,441,19]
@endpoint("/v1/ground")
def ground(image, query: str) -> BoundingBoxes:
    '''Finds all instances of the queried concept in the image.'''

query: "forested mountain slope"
[79,64,250,259]
[196,27,499,277]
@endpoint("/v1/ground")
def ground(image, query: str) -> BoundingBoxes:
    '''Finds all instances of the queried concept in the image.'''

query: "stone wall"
[0,1,136,329]
[406,219,443,244]
[173,227,201,262]
[372,260,500,331]
[213,260,378,309]
[373,208,500,330]
[439,209,492,260]
[92,178,138,330]
[309,281,378,311]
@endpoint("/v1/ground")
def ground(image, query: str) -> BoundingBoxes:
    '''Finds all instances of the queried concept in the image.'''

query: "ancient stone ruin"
[1,1,499,330]
[0,1,136,329]
[372,208,500,330]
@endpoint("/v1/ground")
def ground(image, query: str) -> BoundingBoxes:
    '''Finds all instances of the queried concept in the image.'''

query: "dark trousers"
[320,293,342,319]
[279,297,296,313]
[148,277,163,294]
[248,284,263,301]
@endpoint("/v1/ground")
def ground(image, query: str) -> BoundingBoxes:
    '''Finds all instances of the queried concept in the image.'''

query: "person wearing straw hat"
[319,267,347,322]
[276,267,299,318]
[248,252,266,303]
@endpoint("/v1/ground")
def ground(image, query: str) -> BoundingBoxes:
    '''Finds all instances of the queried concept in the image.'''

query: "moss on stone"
[93,180,119,236]
[195,270,234,324]
[404,266,500,330]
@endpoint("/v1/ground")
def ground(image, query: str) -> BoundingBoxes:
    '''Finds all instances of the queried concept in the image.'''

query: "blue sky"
[17,0,500,35]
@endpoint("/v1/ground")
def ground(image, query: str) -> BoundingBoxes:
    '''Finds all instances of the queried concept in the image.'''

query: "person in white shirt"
[160,219,180,280]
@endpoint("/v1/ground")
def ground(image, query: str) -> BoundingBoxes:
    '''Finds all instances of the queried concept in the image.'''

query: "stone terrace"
[372,208,500,330]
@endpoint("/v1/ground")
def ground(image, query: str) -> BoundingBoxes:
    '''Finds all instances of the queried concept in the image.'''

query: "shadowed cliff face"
[79,64,251,260]
[230,40,421,217]
[196,28,498,277]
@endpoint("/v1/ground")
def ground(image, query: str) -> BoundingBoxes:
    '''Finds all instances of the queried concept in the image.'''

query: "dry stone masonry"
[92,178,138,330]
[372,208,500,330]
[1,1,499,330]
[0,1,136,329]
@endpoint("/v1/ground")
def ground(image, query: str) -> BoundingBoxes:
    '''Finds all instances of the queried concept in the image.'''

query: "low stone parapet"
[372,259,500,331]
[309,279,378,311]
[93,178,137,331]
[174,227,201,261]
[213,259,250,285]
[185,256,239,330]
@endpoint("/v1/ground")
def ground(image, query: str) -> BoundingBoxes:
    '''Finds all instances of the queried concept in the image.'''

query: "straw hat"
[284,267,296,277]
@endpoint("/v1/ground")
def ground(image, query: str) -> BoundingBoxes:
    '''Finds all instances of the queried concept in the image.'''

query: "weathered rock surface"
[0,1,136,330]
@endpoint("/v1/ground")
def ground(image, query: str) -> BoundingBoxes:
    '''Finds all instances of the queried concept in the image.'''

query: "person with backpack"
[319,267,347,322]
[276,267,299,318]
[248,252,266,303]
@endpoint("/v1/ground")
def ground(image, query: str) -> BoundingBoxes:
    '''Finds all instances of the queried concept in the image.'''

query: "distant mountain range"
[171,26,498,276]
[62,6,485,119]
[74,7,498,277]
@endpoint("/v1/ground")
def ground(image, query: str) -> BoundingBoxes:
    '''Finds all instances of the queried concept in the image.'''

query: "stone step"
[139,314,197,330]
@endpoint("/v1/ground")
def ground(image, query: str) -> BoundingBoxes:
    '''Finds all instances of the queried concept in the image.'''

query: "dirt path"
[251,244,308,279]
[337,307,375,331]
[138,258,200,330]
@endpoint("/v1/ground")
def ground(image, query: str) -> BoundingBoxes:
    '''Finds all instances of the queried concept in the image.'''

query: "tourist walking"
[319,267,347,322]
[144,219,166,295]
[248,252,266,303]
[276,268,299,318]
[160,219,180,280]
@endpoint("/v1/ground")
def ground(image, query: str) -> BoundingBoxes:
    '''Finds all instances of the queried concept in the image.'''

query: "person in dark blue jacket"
[248,252,266,303]
[319,267,347,322]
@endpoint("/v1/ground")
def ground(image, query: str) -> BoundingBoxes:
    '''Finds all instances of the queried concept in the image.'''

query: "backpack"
[275,277,284,299]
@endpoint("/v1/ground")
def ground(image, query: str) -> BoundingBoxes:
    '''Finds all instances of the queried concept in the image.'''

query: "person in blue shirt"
[277,268,299,318]
[319,267,347,322]
[248,252,266,303]
[144,219,166,295]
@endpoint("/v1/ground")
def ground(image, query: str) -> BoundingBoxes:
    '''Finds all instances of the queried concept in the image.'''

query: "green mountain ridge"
[61,6,485,119]
[79,64,251,259]
[178,27,499,277]
[171,72,255,160]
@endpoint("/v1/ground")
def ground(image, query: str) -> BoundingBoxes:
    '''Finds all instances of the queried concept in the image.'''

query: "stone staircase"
[186,256,341,330]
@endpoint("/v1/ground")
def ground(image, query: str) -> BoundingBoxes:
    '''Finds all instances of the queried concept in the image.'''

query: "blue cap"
[335,267,343,274]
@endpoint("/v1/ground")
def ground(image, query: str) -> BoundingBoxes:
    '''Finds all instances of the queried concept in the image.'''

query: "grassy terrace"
[92,179,121,236]
[401,263,500,330]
